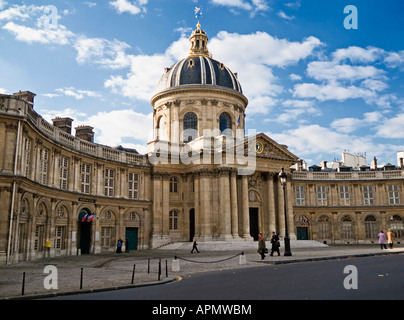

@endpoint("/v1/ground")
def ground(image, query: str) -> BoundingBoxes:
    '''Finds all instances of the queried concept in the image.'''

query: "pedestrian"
[116,238,123,253]
[386,229,394,249]
[377,231,387,249]
[125,238,129,253]
[191,239,199,253]
[270,231,280,256]
[257,233,266,260]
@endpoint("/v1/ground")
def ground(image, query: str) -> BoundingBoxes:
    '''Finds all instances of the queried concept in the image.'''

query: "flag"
[236,116,240,129]
[81,213,88,222]
[87,213,96,222]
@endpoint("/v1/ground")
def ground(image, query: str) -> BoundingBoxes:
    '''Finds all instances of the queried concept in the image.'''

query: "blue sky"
[0,0,403,166]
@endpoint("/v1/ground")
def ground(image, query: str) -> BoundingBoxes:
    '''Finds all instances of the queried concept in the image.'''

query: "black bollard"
[158,259,161,281]
[131,264,136,284]
[80,268,83,289]
[148,258,150,274]
[165,260,168,277]
[21,272,26,296]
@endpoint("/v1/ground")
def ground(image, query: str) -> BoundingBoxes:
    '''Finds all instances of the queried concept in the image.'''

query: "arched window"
[156,116,166,140]
[219,113,231,135]
[389,215,404,239]
[170,176,178,193]
[169,210,179,230]
[365,215,378,239]
[340,215,353,240]
[183,112,198,142]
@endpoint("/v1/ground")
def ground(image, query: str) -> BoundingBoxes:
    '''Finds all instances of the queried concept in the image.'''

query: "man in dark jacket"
[270,231,280,256]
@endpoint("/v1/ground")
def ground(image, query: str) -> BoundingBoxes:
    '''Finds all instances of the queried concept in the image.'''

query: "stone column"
[230,170,240,239]
[241,175,252,240]
[199,169,212,241]
[162,173,170,235]
[219,169,232,240]
[267,173,276,235]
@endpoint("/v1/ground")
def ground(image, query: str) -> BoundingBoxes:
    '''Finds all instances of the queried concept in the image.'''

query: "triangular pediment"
[244,132,299,163]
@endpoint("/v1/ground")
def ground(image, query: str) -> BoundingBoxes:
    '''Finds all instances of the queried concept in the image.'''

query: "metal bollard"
[131,264,136,284]
[158,259,161,281]
[165,260,168,277]
[21,272,26,296]
[148,258,150,274]
[80,268,83,289]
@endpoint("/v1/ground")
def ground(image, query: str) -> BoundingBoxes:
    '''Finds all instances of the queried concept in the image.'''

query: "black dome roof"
[156,56,243,94]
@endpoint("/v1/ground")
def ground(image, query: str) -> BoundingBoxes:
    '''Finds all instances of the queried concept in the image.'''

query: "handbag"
[276,241,280,248]
[264,248,268,254]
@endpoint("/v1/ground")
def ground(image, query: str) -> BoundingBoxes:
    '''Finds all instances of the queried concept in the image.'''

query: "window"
[183,112,198,142]
[295,185,305,205]
[24,139,31,177]
[365,215,378,239]
[128,172,139,199]
[341,215,353,239]
[59,156,68,190]
[363,185,374,205]
[34,225,44,251]
[219,113,231,135]
[388,185,400,204]
[101,227,113,247]
[170,176,178,193]
[169,210,179,230]
[104,168,115,197]
[55,226,66,249]
[318,216,331,239]
[156,116,167,140]
[81,163,91,194]
[317,186,327,205]
[389,215,404,239]
[40,149,48,185]
[339,186,350,205]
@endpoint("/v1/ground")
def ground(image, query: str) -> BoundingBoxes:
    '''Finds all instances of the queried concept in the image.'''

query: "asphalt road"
[46,254,404,301]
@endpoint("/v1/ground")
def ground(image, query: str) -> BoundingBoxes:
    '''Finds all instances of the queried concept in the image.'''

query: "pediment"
[244,132,299,163]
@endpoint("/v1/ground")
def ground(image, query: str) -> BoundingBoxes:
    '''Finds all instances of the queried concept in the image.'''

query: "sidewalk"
[1,241,403,300]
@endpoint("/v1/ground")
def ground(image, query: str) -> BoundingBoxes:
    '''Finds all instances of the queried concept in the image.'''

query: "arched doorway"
[78,208,92,254]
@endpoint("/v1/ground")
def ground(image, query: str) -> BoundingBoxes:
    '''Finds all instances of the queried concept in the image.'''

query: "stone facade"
[291,170,404,244]
[1,24,403,265]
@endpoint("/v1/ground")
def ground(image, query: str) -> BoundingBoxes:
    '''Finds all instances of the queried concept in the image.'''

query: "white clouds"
[210,0,269,16]
[86,109,153,150]
[3,21,74,45]
[109,0,148,15]
[74,36,131,69]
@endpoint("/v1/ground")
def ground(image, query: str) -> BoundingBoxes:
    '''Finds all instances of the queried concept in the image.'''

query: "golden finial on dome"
[190,7,209,57]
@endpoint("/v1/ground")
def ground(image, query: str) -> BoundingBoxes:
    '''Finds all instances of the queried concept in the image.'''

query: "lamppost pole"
[279,168,292,256]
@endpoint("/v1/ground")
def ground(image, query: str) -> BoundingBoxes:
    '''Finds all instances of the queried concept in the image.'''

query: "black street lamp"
[279,168,292,256]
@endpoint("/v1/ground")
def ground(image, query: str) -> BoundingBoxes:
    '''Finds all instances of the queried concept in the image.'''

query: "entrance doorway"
[125,227,138,250]
[189,209,195,242]
[78,209,92,254]
[249,208,259,241]
[297,227,308,240]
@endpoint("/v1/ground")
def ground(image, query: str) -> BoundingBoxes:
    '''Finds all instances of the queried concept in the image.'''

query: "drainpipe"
[7,119,22,265]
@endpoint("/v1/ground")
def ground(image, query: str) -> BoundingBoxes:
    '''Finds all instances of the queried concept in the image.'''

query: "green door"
[125,227,138,250]
[297,227,308,240]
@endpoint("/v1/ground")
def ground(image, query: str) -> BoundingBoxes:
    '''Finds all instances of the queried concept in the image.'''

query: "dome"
[154,22,243,96]
[156,56,243,94]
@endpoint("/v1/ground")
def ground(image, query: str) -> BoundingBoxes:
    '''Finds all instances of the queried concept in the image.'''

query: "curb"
[2,276,177,300]
[255,250,404,265]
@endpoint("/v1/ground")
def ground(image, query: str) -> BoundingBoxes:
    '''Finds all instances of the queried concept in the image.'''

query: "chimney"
[321,160,327,169]
[52,117,73,134]
[75,125,94,143]
[13,91,36,106]
[299,159,304,171]
[371,156,378,170]
[400,157,403,169]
